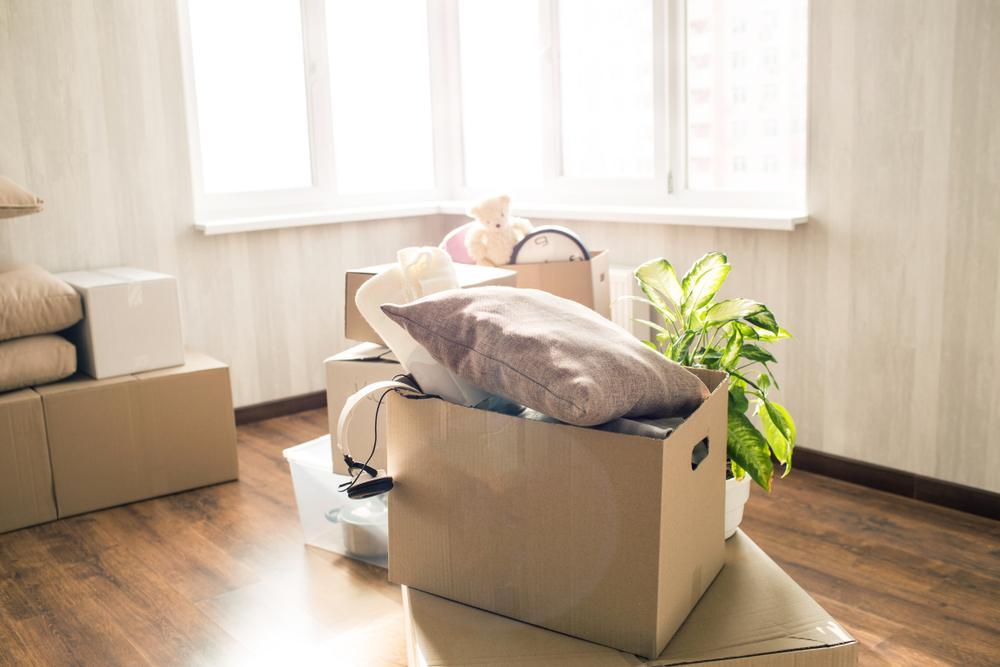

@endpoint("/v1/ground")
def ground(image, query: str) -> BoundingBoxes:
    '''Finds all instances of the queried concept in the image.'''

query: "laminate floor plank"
[0,408,996,666]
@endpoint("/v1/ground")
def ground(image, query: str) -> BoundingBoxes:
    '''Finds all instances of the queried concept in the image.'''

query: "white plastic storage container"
[283,435,388,568]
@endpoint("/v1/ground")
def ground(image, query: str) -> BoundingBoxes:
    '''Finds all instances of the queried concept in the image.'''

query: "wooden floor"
[1,409,997,666]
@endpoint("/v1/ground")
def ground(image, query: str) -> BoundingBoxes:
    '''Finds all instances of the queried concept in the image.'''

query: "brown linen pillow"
[0,335,76,392]
[0,176,44,218]
[381,286,709,426]
[0,264,83,342]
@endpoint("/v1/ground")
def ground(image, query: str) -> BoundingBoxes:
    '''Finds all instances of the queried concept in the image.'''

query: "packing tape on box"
[127,282,144,308]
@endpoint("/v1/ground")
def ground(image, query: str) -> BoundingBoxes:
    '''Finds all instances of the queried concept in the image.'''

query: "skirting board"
[234,393,998,520]
[793,447,999,521]
[234,391,326,426]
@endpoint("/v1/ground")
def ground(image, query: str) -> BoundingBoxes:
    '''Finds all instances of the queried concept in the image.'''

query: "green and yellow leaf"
[635,258,683,310]
[721,327,743,368]
[745,309,779,334]
[740,344,776,364]
[727,410,774,492]
[758,399,796,477]
[705,299,766,327]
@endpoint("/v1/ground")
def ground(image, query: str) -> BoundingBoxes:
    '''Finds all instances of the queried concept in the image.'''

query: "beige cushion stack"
[0,176,44,219]
[0,265,82,392]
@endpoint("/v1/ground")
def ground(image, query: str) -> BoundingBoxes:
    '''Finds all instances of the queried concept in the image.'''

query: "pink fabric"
[439,222,477,265]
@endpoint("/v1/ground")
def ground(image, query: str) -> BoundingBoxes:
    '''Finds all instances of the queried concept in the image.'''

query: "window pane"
[559,0,654,179]
[686,0,807,192]
[458,0,543,188]
[326,0,435,194]
[188,0,312,194]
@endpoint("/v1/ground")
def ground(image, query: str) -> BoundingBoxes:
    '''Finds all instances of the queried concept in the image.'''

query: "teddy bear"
[464,195,534,266]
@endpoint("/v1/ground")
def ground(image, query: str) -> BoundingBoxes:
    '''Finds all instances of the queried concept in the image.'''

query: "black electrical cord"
[338,374,427,494]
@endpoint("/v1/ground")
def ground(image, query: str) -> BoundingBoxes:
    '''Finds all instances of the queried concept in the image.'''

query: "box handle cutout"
[691,438,709,471]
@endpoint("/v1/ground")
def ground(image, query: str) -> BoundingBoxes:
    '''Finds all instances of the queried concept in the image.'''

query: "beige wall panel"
[1,0,996,490]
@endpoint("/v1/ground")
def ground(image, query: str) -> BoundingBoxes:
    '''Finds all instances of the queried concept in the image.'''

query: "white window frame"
[178,0,807,233]
[177,0,448,223]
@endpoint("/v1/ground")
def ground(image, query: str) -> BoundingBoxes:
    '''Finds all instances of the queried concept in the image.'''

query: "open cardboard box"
[402,530,857,666]
[497,249,611,318]
[387,367,728,658]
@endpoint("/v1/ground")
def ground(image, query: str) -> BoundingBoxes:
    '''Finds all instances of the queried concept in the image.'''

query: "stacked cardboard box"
[57,268,184,379]
[0,390,56,533]
[0,352,238,532]
[401,531,858,666]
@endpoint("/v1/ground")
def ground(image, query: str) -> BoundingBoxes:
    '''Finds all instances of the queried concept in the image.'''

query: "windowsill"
[194,201,808,236]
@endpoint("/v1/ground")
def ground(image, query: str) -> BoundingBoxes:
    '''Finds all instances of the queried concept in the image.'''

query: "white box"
[324,342,402,475]
[283,435,388,568]
[57,267,184,379]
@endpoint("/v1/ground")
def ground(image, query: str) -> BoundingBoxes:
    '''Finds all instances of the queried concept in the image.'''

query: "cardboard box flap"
[687,367,727,393]
[328,342,398,363]
[401,531,855,666]
[34,373,136,396]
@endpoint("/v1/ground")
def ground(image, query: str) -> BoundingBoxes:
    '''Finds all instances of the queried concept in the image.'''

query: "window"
[179,0,808,226]
[457,0,544,188]
[325,0,436,194]
[186,0,312,194]
[685,0,807,195]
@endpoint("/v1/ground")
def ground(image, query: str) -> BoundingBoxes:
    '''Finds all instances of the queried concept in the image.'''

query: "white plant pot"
[725,475,751,539]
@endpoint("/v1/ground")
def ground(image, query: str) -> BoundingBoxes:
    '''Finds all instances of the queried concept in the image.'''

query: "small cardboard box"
[57,267,184,379]
[387,368,728,658]
[345,263,517,345]
[0,389,57,533]
[498,249,611,318]
[401,530,858,666]
[324,342,403,475]
[36,352,238,518]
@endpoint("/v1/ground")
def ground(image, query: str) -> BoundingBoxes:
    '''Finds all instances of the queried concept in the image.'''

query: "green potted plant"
[631,252,796,537]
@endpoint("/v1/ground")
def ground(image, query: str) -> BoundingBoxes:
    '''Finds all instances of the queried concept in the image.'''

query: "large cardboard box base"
[388,368,728,658]
[402,531,858,666]
[498,249,611,318]
[0,389,57,533]
[36,352,238,518]
[345,263,517,345]
[57,267,184,379]
[324,343,403,475]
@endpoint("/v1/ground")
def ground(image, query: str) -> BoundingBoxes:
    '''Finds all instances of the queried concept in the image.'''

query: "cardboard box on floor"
[401,531,858,666]
[57,267,184,379]
[497,249,611,318]
[35,352,238,518]
[345,263,517,345]
[0,389,57,533]
[324,342,402,475]
[387,368,728,659]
